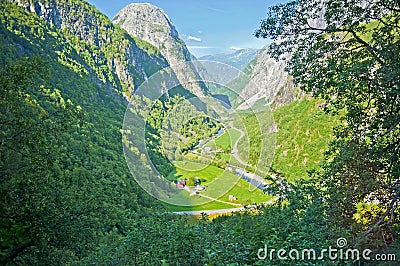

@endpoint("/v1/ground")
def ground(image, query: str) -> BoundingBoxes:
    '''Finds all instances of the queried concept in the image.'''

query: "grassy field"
[204,128,241,151]
[163,161,271,211]
[202,127,246,167]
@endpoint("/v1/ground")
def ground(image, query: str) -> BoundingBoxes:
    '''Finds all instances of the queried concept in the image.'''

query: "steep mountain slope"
[235,48,303,110]
[199,48,259,70]
[9,0,168,95]
[236,99,339,182]
[1,0,168,263]
[113,3,208,96]
[229,15,329,111]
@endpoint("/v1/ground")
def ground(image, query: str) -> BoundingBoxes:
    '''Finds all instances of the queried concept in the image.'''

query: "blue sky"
[87,0,284,57]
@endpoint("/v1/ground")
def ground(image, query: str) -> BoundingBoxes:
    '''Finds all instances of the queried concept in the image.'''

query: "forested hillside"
[1,0,398,265]
[6,0,168,94]
[0,1,166,263]
[255,0,400,262]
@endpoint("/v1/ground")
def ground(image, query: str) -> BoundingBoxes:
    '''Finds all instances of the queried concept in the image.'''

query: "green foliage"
[143,95,222,177]
[144,96,185,177]
[4,0,167,94]
[2,0,398,264]
[256,0,399,252]
[0,2,162,262]
[179,116,222,152]
[84,180,343,265]
[0,58,83,263]
[272,99,339,182]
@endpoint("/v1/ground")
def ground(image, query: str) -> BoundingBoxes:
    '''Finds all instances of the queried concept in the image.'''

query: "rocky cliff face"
[113,3,208,97]
[236,48,303,110]
[11,0,168,94]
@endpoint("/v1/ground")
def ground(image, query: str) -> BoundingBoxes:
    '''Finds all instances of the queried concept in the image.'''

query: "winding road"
[229,121,248,166]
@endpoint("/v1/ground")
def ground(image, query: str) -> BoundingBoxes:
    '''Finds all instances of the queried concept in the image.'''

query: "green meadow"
[164,161,271,211]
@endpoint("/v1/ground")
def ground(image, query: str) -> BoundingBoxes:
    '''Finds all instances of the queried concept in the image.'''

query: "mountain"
[229,8,326,110]
[2,0,398,264]
[8,0,168,96]
[231,48,303,110]
[113,3,208,97]
[199,48,259,70]
[1,0,173,262]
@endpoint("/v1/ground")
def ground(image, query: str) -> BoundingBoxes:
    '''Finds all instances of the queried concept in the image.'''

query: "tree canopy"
[256,0,399,250]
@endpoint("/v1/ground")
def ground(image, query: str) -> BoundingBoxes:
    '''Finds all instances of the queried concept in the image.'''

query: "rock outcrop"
[236,48,303,110]
[11,0,169,94]
[113,3,208,97]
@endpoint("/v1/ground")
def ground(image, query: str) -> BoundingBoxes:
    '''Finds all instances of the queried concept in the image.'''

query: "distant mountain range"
[199,48,259,70]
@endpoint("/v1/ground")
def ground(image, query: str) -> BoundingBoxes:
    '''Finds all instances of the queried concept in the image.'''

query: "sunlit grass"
[164,161,270,211]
